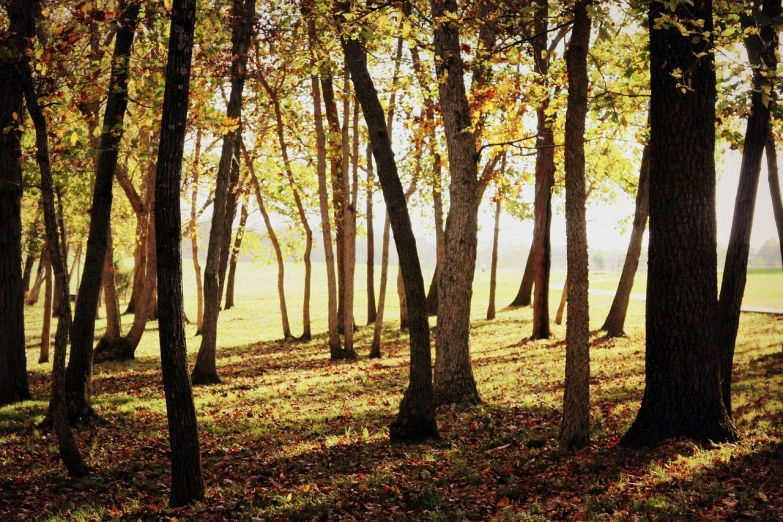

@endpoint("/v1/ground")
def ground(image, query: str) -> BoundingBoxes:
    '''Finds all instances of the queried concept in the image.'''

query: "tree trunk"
[55,240,79,318]
[40,248,52,364]
[307,15,343,358]
[224,203,247,310]
[102,229,122,340]
[65,0,139,420]
[555,280,567,325]
[153,0,205,504]
[766,134,783,262]
[426,154,445,316]
[559,1,591,452]
[190,130,204,334]
[487,189,502,321]
[22,206,43,296]
[601,144,650,336]
[370,216,391,358]
[342,23,439,442]
[718,0,780,418]
[621,0,737,447]
[123,193,157,357]
[22,252,37,295]
[366,143,377,324]
[0,0,33,406]
[342,95,360,355]
[22,39,90,475]
[26,256,46,306]
[431,0,481,406]
[217,160,240,307]
[243,143,294,341]
[192,0,256,385]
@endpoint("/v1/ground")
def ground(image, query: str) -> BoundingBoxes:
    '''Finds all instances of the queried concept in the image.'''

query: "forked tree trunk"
[366,143,377,324]
[765,134,783,263]
[559,0,591,452]
[40,248,52,363]
[718,0,780,417]
[243,143,294,341]
[601,144,650,336]
[621,0,737,448]
[487,190,502,320]
[65,0,140,421]
[153,0,205,504]
[224,203,247,310]
[192,0,256,385]
[342,22,439,442]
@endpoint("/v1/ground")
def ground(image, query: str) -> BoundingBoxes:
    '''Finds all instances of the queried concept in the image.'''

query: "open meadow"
[1,262,782,521]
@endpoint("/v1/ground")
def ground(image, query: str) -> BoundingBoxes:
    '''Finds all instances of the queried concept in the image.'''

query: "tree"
[559,0,591,452]
[191,0,256,385]
[718,0,781,417]
[153,0,205,506]
[224,202,248,310]
[621,0,738,447]
[0,0,34,407]
[341,8,439,441]
[431,0,481,406]
[40,248,52,363]
[765,134,783,261]
[65,0,140,420]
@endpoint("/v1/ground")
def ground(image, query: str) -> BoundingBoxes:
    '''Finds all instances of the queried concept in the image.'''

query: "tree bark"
[487,187,502,320]
[224,203,247,310]
[426,154,445,316]
[765,134,783,262]
[192,0,256,385]
[431,0,481,406]
[22,252,37,295]
[559,0,591,452]
[718,0,781,418]
[65,0,139,420]
[0,0,34,406]
[217,159,240,307]
[40,247,52,363]
[341,21,439,441]
[509,246,536,307]
[370,216,391,358]
[621,0,738,447]
[26,255,46,306]
[366,143,377,324]
[190,130,204,334]
[601,144,650,336]
[102,229,122,341]
[343,96,360,354]
[153,0,206,505]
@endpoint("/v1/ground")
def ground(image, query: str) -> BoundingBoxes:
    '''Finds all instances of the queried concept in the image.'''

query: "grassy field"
[1,261,782,521]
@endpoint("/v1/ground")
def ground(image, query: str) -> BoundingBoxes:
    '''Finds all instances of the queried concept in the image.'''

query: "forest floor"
[1,264,782,521]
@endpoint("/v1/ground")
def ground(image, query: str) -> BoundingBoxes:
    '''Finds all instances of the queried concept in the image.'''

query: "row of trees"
[1,0,782,508]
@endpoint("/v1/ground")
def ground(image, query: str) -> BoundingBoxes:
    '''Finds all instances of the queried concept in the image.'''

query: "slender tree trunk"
[559,1,591,452]
[555,281,567,325]
[102,230,122,340]
[217,160,240,307]
[342,22,439,441]
[153,0,205,504]
[718,0,780,417]
[243,143,294,341]
[509,246,535,307]
[22,252,36,295]
[190,130,204,334]
[487,189,502,320]
[396,127,423,330]
[307,15,343,358]
[224,203,247,310]
[601,144,650,336]
[370,217,391,358]
[123,195,157,357]
[192,0,256,385]
[431,0,481,406]
[426,154,444,316]
[55,240,79,318]
[65,0,139,420]
[621,0,737,447]
[366,143,377,324]
[342,96,360,354]
[765,134,783,262]
[22,40,90,476]
[0,0,32,405]
[22,206,42,296]
[40,248,52,363]
[26,257,45,306]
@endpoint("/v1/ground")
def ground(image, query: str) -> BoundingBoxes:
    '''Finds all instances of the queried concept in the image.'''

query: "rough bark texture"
[487,191,501,320]
[40,248,52,363]
[65,0,139,420]
[0,0,34,406]
[153,0,205,505]
[342,24,439,442]
[366,144,377,324]
[765,134,783,261]
[718,0,780,418]
[530,0,555,340]
[621,0,738,448]
[431,0,481,406]
[601,145,650,336]
[224,203,247,310]
[192,0,256,385]
[23,40,90,476]
[559,1,591,452]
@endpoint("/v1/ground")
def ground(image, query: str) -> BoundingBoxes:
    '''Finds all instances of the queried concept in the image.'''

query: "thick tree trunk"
[243,144,294,341]
[0,0,33,406]
[487,190,502,320]
[190,130,204,334]
[342,24,439,441]
[224,203,247,310]
[307,15,343,358]
[559,1,591,452]
[192,0,256,385]
[23,42,90,476]
[40,248,52,364]
[601,144,650,336]
[431,0,481,406]
[765,134,783,262]
[621,0,737,447]
[718,0,780,418]
[153,0,205,505]
[366,143,377,324]
[65,0,139,420]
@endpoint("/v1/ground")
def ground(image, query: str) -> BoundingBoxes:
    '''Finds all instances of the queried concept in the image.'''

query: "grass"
[1,261,782,521]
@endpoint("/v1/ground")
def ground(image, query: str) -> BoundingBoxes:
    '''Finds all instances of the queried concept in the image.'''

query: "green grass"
[2,260,782,520]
